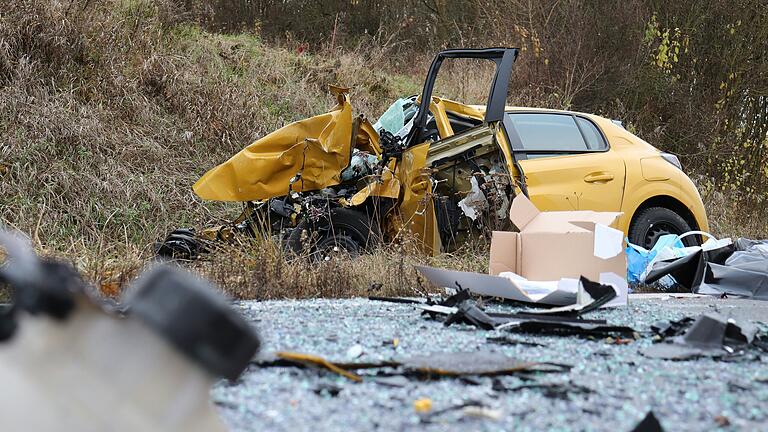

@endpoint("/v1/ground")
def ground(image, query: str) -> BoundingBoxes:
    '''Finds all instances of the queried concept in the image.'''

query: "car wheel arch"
[628,195,700,235]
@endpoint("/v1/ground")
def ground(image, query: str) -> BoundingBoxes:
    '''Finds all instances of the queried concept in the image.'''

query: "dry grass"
[1,0,418,251]
[193,236,490,300]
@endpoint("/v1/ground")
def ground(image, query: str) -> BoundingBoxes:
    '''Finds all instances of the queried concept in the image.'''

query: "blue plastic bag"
[626,234,684,284]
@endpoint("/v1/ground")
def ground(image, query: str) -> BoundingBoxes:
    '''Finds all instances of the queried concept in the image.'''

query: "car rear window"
[509,113,606,152]
[575,116,607,150]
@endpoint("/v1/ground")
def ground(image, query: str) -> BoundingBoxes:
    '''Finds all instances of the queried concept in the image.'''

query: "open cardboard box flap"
[509,192,622,233]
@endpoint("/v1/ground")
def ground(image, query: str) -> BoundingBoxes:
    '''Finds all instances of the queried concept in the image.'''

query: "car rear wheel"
[286,208,381,260]
[628,206,697,249]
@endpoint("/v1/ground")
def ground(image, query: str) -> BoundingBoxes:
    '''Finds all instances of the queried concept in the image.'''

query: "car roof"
[466,104,598,117]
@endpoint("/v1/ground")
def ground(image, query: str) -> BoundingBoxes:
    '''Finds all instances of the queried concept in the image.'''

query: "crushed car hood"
[193,88,357,202]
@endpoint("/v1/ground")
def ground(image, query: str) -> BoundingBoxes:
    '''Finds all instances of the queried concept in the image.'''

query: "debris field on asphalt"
[214,296,768,431]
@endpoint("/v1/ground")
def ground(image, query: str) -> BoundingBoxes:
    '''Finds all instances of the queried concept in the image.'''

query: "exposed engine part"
[286,207,382,260]
[269,199,295,218]
[435,196,462,249]
[340,148,379,181]
[155,228,210,260]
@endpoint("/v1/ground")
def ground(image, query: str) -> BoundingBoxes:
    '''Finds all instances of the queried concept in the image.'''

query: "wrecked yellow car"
[158,48,708,259]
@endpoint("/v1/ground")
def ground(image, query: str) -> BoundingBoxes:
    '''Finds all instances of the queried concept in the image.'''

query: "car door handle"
[584,172,614,183]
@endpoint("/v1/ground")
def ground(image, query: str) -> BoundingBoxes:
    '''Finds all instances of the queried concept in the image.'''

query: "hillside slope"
[1,1,419,254]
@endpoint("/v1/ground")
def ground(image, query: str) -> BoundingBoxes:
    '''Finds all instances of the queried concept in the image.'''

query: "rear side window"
[509,113,607,153]
[575,117,607,150]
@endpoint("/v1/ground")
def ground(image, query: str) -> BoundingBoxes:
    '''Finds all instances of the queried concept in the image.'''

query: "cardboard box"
[489,194,626,281]
[415,194,628,308]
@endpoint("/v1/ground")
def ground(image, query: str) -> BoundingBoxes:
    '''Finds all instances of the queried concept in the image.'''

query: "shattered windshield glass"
[373,97,418,134]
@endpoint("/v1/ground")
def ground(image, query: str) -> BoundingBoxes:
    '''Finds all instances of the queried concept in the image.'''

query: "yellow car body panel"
[394,142,440,254]
[592,121,710,235]
[508,110,708,235]
[193,89,359,202]
[349,164,401,206]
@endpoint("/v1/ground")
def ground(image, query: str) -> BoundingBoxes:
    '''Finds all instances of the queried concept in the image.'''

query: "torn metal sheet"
[257,351,570,379]
[416,265,627,308]
[641,313,761,360]
[398,352,570,376]
[194,88,358,201]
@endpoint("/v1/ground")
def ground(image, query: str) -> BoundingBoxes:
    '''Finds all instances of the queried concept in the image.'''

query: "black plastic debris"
[486,335,547,347]
[699,260,768,300]
[642,312,762,360]
[493,381,593,400]
[128,266,262,380]
[420,301,633,336]
[521,276,617,317]
[0,230,81,341]
[650,317,695,338]
[630,411,665,432]
[367,296,424,305]
[412,278,634,336]
[645,249,706,290]
[500,318,638,338]
[440,287,472,307]
[443,300,497,330]
[645,239,768,300]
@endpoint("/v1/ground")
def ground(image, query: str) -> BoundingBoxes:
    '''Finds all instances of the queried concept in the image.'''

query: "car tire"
[286,208,381,260]
[628,207,697,249]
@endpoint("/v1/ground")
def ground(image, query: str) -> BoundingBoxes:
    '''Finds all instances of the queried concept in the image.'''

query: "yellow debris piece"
[275,351,362,382]
[413,398,433,413]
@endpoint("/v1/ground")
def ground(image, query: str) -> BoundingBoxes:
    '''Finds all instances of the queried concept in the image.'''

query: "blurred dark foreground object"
[0,229,260,432]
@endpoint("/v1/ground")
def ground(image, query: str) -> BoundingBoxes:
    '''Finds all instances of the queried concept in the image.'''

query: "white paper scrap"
[599,272,628,306]
[593,223,624,259]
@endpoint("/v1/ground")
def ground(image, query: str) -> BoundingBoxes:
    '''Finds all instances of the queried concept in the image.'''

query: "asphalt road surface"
[214,295,768,431]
